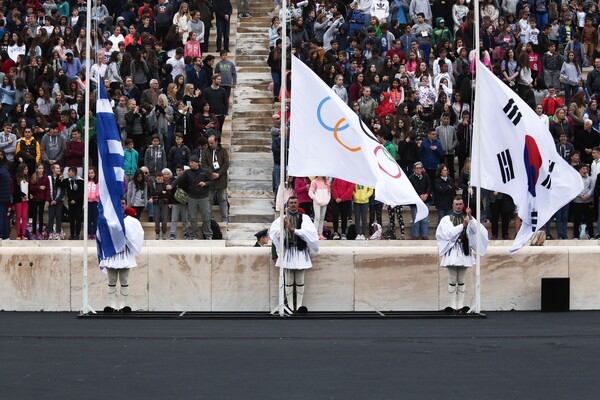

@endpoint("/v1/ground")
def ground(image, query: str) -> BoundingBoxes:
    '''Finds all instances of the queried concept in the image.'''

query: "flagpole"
[474,2,482,314]
[81,0,94,315]
[271,0,291,316]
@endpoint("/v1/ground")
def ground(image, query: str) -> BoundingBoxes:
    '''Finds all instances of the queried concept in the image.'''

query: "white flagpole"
[474,3,482,314]
[81,0,94,314]
[271,0,291,316]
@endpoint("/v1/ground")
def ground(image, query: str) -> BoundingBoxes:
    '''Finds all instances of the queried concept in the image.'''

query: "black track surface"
[1,311,599,399]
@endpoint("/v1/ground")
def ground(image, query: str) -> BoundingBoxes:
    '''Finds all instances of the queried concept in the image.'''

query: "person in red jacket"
[64,128,84,177]
[541,87,563,117]
[28,163,50,239]
[330,177,355,240]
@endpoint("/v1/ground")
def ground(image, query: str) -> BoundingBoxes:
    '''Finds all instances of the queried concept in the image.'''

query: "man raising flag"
[471,60,583,253]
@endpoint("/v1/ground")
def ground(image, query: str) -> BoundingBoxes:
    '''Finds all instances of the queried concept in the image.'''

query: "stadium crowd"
[0,0,239,241]
[271,0,600,241]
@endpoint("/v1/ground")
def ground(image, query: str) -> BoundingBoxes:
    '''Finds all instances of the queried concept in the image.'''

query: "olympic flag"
[289,56,428,221]
[471,60,582,253]
[96,84,126,261]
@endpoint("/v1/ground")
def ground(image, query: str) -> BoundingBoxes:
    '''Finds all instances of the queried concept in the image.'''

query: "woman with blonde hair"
[173,2,192,42]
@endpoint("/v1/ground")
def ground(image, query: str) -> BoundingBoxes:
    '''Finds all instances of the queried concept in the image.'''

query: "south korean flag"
[471,61,583,253]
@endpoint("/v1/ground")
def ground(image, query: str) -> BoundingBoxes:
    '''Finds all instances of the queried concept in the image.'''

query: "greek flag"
[96,84,126,261]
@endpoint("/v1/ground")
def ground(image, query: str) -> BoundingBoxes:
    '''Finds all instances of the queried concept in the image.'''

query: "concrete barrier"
[1,243,598,311]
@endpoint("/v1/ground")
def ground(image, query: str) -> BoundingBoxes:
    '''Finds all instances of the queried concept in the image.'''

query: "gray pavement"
[1,311,599,399]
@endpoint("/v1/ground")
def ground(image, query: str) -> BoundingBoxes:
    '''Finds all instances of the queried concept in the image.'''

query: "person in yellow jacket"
[15,128,41,175]
[353,184,373,240]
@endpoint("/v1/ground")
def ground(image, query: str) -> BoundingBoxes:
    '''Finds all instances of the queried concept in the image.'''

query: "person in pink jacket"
[308,176,331,240]
[294,176,313,217]
[87,167,100,240]
[330,178,354,240]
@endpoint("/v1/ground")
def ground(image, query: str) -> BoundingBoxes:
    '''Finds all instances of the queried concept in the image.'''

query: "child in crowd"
[14,163,30,240]
[87,166,99,240]
[308,176,331,240]
[123,138,138,186]
[150,170,170,240]
[47,163,64,240]
[353,184,373,240]
[29,163,49,240]
[169,165,190,240]
[63,166,84,240]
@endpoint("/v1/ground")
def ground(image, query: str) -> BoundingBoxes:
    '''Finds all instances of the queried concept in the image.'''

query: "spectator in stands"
[144,134,167,175]
[63,166,83,240]
[202,134,229,223]
[149,170,170,240]
[154,0,174,41]
[215,51,237,98]
[87,166,99,240]
[125,98,147,151]
[40,122,65,174]
[0,150,9,241]
[421,130,444,184]
[13,162,30,240]
[572,163,594,239]
[433,163,457,223]
[202,73,229,132]
[409,161,431,240]
[214,0,232,53]
[29,163,49,240]
[169,165,190,240]
[0,122,16,167]
[171,154,213,240]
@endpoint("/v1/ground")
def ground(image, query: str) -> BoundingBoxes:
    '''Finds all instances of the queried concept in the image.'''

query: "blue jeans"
[216,18,230,51]
[535,12,548,30]
[411,205,429,239]
[272,164,280,195]
[271,71,281,100]
[209,187,228,222]
[437,208,451,224]
[419,44,431,67]
[564,84,582,109]
[353,203,369,236]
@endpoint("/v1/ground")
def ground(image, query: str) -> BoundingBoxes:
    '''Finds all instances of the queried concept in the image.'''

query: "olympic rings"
[374,146,402,178]
[333,118,361,152]
[317,97,349,132]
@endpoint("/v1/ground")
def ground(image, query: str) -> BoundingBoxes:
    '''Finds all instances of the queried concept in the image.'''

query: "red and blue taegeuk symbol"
[523,135,542,197]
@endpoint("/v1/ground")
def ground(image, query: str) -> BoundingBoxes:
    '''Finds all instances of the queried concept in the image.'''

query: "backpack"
[346,223,357,240]
[208,219,223,240]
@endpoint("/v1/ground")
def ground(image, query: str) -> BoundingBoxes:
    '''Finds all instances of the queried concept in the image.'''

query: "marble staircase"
[227,0,277,241]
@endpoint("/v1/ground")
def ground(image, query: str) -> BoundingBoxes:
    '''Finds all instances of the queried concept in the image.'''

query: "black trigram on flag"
[497,149,515,183]
[531,211,538,231]
[541,161,555,189]
[503,98,522,126]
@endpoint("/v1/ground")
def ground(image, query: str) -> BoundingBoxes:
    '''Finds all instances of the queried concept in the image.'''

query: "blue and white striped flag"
[96,84,126,261]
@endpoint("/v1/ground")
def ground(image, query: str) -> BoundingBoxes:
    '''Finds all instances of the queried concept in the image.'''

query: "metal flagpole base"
[80,303,97,315]
[270,304,293,316]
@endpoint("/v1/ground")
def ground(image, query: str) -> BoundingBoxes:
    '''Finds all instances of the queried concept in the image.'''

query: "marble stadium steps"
[226,0,278,233]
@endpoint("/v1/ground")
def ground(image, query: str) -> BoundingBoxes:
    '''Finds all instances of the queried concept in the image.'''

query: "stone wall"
[1,245,599,311]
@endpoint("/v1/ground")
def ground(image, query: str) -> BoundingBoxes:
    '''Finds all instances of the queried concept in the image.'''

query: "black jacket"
[172,167,213,199]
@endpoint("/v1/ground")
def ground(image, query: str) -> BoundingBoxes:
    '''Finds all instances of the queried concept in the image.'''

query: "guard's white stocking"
[295,270,305,309]
[285,269,295,310]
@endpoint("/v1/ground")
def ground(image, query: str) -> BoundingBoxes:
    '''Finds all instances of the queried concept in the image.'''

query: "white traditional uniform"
[436,213,488,311]
[99,215,145,270]
[269,212,319,269]
[269,211,319,311]
[100,215,144,311]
